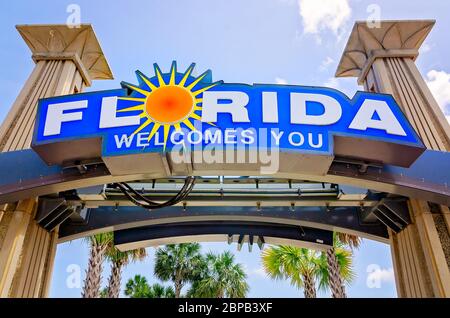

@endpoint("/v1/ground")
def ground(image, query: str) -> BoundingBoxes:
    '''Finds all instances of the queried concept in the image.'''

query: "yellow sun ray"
[182,119,196,131]
[120,63,221,150]
[186,71,209,90]
[117,104,145,112]
[118,97,146,102]
[137,72,158,91]
[122,83,150,97]
[169,63,177,85]
[147,123,161,142]
[192,83,220,97]
[189,113,202,120]
[154,65,166,87]
[131,118,153,136]
[178,64,195,87]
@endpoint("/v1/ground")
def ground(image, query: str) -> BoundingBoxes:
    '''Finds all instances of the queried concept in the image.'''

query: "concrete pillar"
[0,24,112,297]
[0,199,36,297]
[336,20,450,297]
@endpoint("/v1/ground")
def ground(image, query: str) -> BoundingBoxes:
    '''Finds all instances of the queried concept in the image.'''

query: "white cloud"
[322,77,358,98]
[243,263,267,279]
[323,77,339,90]
[246,266,267,279]
[425,70,450,123]
[319,56,334,71]
[367,267,395,284]
[275,77,288,85]
[419,43,431,54]
[298,0,351,37]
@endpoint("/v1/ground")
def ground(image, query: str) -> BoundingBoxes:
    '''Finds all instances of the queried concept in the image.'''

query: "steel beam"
[58,205,388,242]
[0,149,449,206]
[113,221,334,251]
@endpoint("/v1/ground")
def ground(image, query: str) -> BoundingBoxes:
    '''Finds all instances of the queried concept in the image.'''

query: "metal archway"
[1,148,449,205]
[1,147,448,250]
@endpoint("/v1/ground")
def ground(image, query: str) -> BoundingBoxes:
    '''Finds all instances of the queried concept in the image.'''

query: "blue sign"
[32,62,423,163]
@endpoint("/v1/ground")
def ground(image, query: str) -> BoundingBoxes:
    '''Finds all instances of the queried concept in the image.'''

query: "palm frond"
[336,232,362,249]
[261,245,322,292]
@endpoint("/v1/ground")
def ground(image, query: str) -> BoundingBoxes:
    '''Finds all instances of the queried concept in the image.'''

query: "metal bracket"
[61,158,105,174]
[333,157,383,174]
[364,197,410,233]
[35,197,77,231]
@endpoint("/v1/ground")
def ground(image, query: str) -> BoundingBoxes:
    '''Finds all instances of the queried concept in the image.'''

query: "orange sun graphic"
[118,62,221,149]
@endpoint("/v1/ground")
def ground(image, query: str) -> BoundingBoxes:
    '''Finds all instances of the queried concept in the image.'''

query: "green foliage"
[86,232,114,248]
[148,283,175,298]
[316,235,356,291]
[154,243,204,297]
[187,251,249,298]
[106,246,147,265]
[262,245,323,290]
[125,274,150,298]
[87,231,359,298]
[261,233,358,297]
[124,275,175,298]
[99,287,109,298]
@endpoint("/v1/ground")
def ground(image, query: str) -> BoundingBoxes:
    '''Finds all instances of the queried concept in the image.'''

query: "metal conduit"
[103,188,340,197]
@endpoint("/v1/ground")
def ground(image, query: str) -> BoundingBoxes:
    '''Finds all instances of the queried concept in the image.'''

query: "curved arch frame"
[0,149,449,206]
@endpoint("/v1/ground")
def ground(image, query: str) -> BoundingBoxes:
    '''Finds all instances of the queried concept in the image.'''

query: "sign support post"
[0,24,112,297]
[336,20,450,297]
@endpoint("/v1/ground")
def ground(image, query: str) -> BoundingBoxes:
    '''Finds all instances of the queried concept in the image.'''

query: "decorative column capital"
[335,20,435,84]
[16,24,113,86]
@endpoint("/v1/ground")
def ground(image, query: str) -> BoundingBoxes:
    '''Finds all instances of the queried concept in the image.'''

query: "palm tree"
[262,246,323,298]
[99,287,108,298]
[82,232,113,298]
[190,251,249,298]
[186,280,203,298]
[148,283,175,298]
[337,232,361,250]
[319,237,355,298]
[124,275,175,298]
[105,247,147,298]
[124,274,151,298]
[322,233,360,298]
[154,243,204,298]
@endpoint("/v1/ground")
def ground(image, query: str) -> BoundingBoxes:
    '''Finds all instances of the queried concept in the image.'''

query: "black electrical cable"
[115,177,194,209]
[112,176,195,210]
[114,178,194,210]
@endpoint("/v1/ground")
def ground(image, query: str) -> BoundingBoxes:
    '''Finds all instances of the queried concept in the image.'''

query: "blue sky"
[1,0,450,298]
